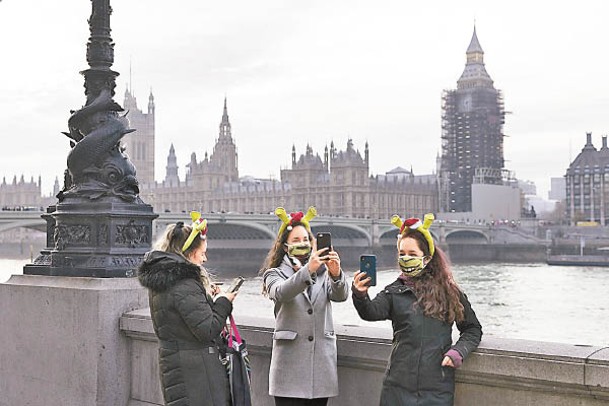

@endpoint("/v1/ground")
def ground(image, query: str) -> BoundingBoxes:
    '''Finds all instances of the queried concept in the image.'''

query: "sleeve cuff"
[213,296,233,317]
[351,284,368,299]
[445,348,463,368]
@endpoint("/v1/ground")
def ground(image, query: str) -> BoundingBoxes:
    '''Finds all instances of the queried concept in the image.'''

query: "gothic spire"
[466,25,484,54]
[219,96,232,141]
[457,25,494,89]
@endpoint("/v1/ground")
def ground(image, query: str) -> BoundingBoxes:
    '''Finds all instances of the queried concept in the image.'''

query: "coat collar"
[278,255,327,302]
[137,250,202,292]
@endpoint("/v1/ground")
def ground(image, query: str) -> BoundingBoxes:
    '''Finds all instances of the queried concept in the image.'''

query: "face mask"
[286,242,312,258]
[398,255,430,278]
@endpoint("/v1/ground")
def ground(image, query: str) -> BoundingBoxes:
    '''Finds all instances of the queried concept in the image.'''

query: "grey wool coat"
[263,256,349,399]
[138,251,233,406]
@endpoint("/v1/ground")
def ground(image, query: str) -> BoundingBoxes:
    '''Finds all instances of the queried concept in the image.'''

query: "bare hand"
[326,250,341,278]
[441,356,455,368]
[352,271,371,295]
[210,283,222,296]
[307,239,328,274]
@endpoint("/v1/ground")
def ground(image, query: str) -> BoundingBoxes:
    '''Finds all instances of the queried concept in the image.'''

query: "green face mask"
[398,255,429,278]
[286,242,312,257]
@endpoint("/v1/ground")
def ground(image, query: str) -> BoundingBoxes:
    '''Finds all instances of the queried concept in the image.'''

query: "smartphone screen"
[227,276,245,293]
[316,232,332,254]
[360,254,377,286]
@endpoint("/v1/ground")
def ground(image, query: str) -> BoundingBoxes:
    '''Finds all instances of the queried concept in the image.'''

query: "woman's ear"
[423,256,432,265]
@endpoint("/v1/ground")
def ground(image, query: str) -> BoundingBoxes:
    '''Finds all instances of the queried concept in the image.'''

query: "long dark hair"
[399,231,465,323]
[259,222,313,294]
[260,221,313,273]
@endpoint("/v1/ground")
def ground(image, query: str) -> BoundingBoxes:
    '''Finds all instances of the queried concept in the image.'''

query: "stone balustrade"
[120,309,609,406]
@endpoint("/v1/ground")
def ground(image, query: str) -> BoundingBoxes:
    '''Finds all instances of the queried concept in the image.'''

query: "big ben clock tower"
[439,26,506,213]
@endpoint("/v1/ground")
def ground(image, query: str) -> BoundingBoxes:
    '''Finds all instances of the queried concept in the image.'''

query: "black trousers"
[274,396,328,406]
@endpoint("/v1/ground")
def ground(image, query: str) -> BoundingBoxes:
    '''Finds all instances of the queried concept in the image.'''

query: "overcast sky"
[1,1,607,198]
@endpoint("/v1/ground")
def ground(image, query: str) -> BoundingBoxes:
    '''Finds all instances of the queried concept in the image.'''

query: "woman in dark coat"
[138,212,237,406]
[352,213,482,406]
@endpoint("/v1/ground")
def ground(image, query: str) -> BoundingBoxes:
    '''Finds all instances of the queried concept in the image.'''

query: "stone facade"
[565,132,609,225]
[0,175,57,210]
[122,88,155,186]
[141,99,438,219]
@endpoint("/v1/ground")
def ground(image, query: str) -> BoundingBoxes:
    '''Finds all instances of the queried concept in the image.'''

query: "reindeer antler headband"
[390,212,435,256]
[182,211,208,252]
[275,206,317,236]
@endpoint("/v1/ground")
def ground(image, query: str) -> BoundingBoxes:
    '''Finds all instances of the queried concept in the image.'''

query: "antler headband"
[390,212,435,256]
[275,206,317,236]
[181,211,208,252]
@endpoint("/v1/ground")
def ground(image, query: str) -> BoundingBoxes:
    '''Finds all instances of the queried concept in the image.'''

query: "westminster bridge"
[0,210,547,270]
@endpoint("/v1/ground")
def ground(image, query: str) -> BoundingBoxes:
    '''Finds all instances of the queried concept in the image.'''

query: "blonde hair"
[155,223,212,293]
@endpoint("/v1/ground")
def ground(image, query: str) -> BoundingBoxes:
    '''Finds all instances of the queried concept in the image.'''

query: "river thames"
[1,259,607,347]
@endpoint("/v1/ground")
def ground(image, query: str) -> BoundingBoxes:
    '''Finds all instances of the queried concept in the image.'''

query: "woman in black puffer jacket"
[138,213,237,406]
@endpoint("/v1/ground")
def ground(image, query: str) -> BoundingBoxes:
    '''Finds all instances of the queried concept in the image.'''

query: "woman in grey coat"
[138,213,238,406]
[261,207,349,406]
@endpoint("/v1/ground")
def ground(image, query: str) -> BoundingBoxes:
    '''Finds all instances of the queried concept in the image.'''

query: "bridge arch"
[379,227,439,246]
[444,229,489,243]
[0,221,46,234]
[312,223,371,246]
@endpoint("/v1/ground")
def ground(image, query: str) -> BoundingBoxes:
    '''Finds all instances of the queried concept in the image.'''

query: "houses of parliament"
[127,94,438,219]
[2,27,517,221]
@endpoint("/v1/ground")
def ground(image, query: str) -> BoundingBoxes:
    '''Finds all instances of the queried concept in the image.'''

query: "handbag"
[220,315,252,406]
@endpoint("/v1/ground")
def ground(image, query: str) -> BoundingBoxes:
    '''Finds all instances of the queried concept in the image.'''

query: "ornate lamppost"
[24,0,157,277]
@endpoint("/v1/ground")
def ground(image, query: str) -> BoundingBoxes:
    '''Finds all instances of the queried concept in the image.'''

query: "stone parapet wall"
[120,310,609,406]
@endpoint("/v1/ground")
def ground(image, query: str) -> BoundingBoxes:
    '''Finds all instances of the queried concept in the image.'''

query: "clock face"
[461,94,472,112]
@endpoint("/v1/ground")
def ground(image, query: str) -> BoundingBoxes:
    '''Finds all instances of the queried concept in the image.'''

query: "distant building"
[549,177,566,201]
[439,27,506,213]
[565,132,609,225]
[122,87,155,186]
[0,175,55,209]
[438,169,521,223]
[517,179,537,196]
[142,99,438,218]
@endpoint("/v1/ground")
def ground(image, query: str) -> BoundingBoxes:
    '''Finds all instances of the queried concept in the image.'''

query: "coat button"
[305,280,312,286]
[308,336,314,341]
[307,309,313,314]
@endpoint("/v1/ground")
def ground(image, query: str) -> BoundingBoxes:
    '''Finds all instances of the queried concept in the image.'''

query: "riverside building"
[140,98,438,219]
[565,132,609,225]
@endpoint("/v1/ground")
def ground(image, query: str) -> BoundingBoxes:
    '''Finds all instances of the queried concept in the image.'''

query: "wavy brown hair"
[399,232,464,324]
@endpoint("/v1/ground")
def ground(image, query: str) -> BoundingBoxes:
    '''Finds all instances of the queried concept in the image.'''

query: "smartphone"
[226,276,245,293]
[316,232,332,255]
[360,254,377,286]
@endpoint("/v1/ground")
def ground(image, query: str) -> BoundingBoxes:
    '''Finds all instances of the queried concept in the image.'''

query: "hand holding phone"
[316,232,332,256]
[226,276,245,293]
[360,254,377,286]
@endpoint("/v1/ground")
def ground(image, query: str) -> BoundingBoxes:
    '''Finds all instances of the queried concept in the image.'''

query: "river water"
[2,260,607,347]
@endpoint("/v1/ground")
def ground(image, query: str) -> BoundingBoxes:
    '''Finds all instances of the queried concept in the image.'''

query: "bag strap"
[228,314,242,346]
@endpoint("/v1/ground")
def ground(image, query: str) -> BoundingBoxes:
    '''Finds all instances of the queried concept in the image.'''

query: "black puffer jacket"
[353,279,482,406]
[138,251,232,406]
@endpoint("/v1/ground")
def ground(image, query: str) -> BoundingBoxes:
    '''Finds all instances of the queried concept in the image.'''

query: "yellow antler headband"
[275,206,317,236]
[182,211,208,252]
[391,212,435,256]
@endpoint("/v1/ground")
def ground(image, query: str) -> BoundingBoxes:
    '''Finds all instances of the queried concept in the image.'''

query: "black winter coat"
[138,251,233,406]
[353,279,482,406]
